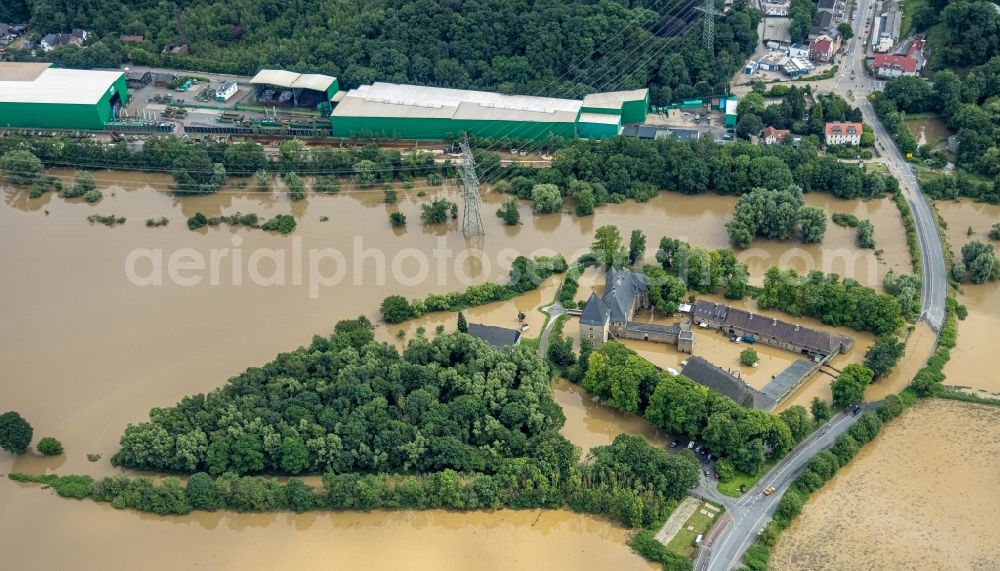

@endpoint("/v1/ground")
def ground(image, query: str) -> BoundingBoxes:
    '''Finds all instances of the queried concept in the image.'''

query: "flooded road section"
[935,200,1000,393]
[771,399,1000,571]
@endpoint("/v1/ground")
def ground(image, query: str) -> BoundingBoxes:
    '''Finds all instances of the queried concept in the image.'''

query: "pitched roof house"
[680,356,777,410]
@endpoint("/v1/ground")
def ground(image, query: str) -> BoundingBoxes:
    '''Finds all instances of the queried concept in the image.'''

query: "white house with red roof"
[873,39,926,78]
[825,122,863,146]
[761,126,791,144]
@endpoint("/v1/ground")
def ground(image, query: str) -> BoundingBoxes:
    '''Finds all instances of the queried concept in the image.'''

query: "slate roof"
[693,301,853,355]
[467,323,521,348]
[623,322,682,335]
[681,356,776,410]
[603,267,647,323]
[580,292,611,326]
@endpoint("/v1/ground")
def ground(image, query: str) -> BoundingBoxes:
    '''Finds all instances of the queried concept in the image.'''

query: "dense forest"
[102,315,708,533]
[3,0,761,105]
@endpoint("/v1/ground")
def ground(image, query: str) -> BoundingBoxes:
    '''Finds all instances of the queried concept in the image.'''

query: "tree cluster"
[655,237,749,298]
[726,186,827,247]
[759,268,904,335]
[580,342,799,476]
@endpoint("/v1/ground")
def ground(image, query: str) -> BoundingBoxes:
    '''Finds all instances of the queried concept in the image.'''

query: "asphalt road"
[697,3,949,567]
[697,405,876,571]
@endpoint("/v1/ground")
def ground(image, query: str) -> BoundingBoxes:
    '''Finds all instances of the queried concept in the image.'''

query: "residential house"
[825,121,863,145]
[40,29,88,52]
[761,126,791,144]
[873,39,926,78]
[809,32,841,62]
[816,0,837,13]
[810,11,833,39]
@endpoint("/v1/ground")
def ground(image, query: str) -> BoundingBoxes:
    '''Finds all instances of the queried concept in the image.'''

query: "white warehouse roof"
[581,88,649,109]
[578,112,622,125]
[0,64,123,105]
[333,82,583,123]
[250,69,336,92]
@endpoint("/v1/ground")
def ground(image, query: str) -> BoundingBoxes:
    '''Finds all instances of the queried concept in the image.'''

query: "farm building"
[331,82,649,141]
[0,62,127,130]
[250,70,339,109]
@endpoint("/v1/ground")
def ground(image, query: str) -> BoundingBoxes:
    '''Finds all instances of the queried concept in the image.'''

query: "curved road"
[699,1,949,567]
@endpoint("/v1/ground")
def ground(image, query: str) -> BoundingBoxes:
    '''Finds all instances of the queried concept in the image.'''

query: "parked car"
[688,441,696,449]
[695,446,703,453]
[704,469,711,477]
[670,440,679,448]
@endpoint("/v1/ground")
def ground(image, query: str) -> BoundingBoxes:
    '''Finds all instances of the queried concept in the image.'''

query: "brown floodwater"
[905,117,954,147]
[771,399,1000,571]
[552,378,670,454]
[0,169,909,567]
[934,200,1000,393]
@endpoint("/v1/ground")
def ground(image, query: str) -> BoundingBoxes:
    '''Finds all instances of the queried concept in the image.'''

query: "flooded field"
[0,489,654,571]
[0,169,908,567]
[934,200,1000,393]
[552,378,670,454]
[771,399,1000,571]
[905,116,954,147]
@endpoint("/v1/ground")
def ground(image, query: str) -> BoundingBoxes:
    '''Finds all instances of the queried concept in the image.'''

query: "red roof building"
[825,122,863,145]
[761,126,791,144]
[809,34,840,62]
[874,39,926,78]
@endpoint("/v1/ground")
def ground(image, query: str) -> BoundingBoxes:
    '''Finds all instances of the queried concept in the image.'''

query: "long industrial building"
[0,62,127,130]
[330,82,649,141]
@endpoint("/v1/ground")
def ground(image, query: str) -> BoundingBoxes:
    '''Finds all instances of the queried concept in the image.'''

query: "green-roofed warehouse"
[330,82,650,141]
[0,63,127,130]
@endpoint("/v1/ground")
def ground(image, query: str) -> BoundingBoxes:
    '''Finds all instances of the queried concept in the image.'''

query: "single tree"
[628,230,646,265]
[811,397,833,424]
[457,311,468,333]
[0,411,33,455]
[592,225,625,268]
[739,347,759,366]
[864,335,905,380]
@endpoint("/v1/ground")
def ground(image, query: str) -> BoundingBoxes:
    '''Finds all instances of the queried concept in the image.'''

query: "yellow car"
[764,486,776,495]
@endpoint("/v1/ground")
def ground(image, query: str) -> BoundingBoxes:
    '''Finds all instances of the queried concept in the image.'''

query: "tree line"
[492,134,898,216]
[758,267,904,335]
[380,255,566,323]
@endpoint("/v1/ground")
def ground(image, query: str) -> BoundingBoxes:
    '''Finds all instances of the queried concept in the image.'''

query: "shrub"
[384,189,398,204]
[856,219,875,249]
[0,149,44,185]
[313,175,340,194]
[284,172,305,201]
[187,212,209,230]
[83,189,103,203]
[389,212,407,227]
[420,198,456,224]
[740,348,759,366]
[531,183,563,213]
[37,436,64,456]
[261,214,296,234]
[496,198,520,225]
[831,213,860,227]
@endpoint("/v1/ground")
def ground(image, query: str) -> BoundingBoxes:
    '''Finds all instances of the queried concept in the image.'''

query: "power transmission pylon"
[458,138,485,238]
[696,0,723,51]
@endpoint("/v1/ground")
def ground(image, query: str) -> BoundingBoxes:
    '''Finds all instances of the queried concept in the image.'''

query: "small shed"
[216,80,238,102]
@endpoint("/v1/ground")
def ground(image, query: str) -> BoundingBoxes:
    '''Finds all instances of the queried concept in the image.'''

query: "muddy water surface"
[771,399,1000,571]
[552,379,670,455]
[935,200,1000,393]
[0,170,906,567]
